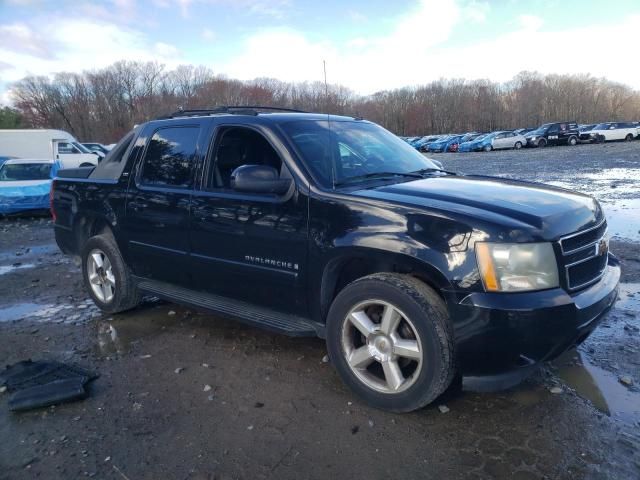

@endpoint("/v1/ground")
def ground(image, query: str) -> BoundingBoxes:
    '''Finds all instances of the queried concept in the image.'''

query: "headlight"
[529,136,537,141]
[475,242,559,292]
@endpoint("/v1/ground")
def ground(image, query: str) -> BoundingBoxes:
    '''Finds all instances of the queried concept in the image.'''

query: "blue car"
[427,134,466,153]
[0,159,60,215]
[457,133,495,152]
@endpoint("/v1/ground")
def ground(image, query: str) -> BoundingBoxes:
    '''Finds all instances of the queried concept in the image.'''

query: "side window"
[207,126,283,190]
[58,142,77,154]
[140,126,199,188]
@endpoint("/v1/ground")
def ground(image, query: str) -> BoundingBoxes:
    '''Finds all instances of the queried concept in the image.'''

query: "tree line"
[7,61,640,143]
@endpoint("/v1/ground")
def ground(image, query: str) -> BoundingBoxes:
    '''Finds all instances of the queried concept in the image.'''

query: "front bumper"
[448,254,620,376]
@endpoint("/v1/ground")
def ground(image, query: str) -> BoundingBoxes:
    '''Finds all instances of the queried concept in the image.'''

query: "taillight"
[50,180,57,222]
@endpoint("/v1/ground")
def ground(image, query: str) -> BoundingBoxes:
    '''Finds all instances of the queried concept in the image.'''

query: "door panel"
[124,124,203,286]
[190,192,308,314]
[189,125,309,315]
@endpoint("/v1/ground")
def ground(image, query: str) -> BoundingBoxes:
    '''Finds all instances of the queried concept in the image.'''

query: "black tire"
[326,273,455,412]
[483,144,492,152]
[568,136,577,146]
[537,139,547,148]
[81,233,140,314]
[79,162,95,167]
[514,141,522,150]
[625,134,634,142]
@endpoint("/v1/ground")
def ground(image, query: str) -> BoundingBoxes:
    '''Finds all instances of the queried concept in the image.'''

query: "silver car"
[490,131,527,150]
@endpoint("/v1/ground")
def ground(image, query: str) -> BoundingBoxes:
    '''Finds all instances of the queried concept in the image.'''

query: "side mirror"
[230,165,292,195]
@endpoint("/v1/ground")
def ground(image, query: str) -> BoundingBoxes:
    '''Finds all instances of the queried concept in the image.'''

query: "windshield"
[529,125,550,135]
[594,123,611,130]
[0,163,52,181]
[73,142,92,153]
[282,120,439,187]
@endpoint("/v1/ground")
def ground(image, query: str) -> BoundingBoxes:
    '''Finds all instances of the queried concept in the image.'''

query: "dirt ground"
[0,142,639,480]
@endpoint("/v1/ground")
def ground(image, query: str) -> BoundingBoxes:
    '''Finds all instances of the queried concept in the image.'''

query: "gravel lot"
[0,142,639,480]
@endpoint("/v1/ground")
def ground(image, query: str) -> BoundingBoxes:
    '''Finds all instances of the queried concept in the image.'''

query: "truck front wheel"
[81,234,140,313]
[326,273,455,412]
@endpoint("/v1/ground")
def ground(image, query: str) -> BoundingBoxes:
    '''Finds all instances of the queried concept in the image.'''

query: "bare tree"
[10,61,640,143]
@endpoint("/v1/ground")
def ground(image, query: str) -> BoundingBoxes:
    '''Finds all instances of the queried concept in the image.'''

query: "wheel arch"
[318,248,452,323]
[72,212,117,255]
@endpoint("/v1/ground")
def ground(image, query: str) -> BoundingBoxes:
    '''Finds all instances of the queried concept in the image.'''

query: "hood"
[0,179,51,214]
[0,179,51,197]
[525,131,544,138]
[352,175,602,240]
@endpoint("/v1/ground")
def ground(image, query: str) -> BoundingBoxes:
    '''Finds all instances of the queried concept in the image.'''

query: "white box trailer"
[0,129,100,169]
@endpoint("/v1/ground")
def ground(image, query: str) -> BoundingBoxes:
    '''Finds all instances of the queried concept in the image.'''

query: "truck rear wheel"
[568,136,577,146]
[326,273,455,412]
[81,234,140,313]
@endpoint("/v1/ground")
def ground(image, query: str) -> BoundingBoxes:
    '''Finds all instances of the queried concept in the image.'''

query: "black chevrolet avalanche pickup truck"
[51,107,620,412]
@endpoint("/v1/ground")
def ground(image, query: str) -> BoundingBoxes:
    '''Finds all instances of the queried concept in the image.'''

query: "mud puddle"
[0,263,35,275]
[0,300,99,323]
[95,302,194,357]
[602,198,640,242]
[0,244,58,262]
[553,349,640,423]
[0,303,57,322]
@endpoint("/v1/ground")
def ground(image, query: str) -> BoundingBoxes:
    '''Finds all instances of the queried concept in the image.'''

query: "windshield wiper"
[411,167,457,176]
[334,171,423,187]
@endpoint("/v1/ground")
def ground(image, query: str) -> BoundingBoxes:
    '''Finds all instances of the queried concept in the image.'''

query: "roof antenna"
[323,60,329,113]
[324,60,337,189]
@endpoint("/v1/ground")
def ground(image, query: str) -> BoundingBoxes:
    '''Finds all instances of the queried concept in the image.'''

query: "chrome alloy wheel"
[87,248,115,303]
[341,300,423,394]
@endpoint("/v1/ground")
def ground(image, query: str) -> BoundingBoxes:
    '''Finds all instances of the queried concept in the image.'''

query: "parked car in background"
[427,134,465,153]
[0,155,16,169]
[414,136,442,152]
[0,159,59,216]
[524,122,579,147]
[578,124,604,144]
[458,131,526,152]
[588,122,638,142]
[513,128,535,136]
[0,129,100,169]
[82,142,110,156]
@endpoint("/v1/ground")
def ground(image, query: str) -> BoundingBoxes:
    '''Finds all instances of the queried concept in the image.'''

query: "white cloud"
[224,0,461,91]
[0,23,52,58]
[463,1,490,23]
[0,18,182,100]
[201,28,216,41]
[222,0,640,93]
[518,14,544,31]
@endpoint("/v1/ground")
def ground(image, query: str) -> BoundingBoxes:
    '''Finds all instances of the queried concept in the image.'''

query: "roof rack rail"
[159,105,308,119]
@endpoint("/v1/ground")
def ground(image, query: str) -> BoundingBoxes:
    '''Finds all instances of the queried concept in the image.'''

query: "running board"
[135,278,323,338]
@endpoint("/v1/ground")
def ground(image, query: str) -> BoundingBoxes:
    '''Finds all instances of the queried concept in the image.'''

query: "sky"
[2,0,640,104]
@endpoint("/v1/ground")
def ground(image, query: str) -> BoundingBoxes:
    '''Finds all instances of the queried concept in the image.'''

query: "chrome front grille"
[559,220,608,291]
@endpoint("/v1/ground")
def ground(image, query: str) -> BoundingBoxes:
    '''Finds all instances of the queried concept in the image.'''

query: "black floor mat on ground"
[8,378,88,412]
[0,360,97,412]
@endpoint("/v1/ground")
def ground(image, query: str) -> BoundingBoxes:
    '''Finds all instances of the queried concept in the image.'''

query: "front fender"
[308,193,484,322]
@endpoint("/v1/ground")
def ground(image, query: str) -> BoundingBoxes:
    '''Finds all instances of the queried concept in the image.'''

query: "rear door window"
[139,126,199,188]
